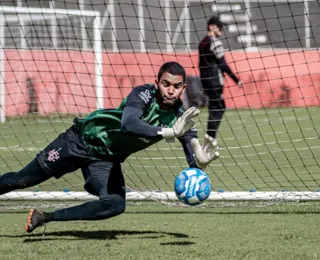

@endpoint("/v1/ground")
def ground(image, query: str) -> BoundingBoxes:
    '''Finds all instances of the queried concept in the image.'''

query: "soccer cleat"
[25,209,45,233]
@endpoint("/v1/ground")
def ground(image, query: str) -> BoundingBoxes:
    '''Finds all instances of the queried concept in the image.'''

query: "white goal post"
[0,5,103,123]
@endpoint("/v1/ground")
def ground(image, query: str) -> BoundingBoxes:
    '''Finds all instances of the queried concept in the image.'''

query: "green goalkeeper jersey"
[74,84,187,161]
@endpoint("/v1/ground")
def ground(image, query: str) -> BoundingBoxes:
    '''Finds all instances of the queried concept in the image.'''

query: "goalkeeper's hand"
[191,134,220,170]
[159,107,200,139]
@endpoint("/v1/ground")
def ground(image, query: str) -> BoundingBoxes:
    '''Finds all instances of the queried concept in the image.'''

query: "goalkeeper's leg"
[0,159,50,195]
[26,161,126,232]
[50,161,125,221]
[1,125,92,196]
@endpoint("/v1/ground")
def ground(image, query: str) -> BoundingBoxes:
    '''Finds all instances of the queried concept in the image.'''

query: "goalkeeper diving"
[0,62,219,233]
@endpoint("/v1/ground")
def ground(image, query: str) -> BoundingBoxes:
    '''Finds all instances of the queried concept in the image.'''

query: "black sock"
[44,212,55,223]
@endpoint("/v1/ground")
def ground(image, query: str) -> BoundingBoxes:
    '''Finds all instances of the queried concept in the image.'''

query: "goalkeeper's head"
[155,62,187,109]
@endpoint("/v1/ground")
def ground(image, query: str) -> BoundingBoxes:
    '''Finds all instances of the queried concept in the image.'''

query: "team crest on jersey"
[47,148,62,162]
[138,89,152,104]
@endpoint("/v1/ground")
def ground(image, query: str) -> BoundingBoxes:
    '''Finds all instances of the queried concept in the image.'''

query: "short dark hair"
[158,62,186,83]
[207,16,226,31]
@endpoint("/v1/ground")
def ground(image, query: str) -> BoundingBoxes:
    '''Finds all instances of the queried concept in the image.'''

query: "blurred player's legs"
[202,83,225,139]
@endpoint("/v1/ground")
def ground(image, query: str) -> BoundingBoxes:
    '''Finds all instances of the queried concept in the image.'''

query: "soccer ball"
[174,168,211,206]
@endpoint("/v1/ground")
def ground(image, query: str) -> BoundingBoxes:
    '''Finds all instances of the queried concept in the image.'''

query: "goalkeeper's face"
[155,72,187,108]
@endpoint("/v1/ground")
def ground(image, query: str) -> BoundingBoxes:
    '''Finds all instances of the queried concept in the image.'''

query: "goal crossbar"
[0,6,99,17]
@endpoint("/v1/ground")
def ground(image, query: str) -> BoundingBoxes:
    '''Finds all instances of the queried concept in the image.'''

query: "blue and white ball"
[174,168,211,206]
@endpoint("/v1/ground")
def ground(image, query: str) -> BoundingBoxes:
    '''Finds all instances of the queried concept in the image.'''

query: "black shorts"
[36,126,125,198]
[36,126,98,178]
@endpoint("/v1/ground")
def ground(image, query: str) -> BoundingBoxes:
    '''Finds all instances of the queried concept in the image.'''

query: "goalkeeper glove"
[191,134,220,170]
[158,107,200,139]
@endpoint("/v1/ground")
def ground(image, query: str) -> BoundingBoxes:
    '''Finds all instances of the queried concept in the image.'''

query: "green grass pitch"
[1,203,320,260]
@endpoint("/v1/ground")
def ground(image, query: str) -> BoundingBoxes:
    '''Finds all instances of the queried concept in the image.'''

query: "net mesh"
[0,0,320,208]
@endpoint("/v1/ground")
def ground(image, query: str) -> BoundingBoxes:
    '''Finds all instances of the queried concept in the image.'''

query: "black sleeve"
[121,106,162,137]
[178,129,201,169]
[121,87,162,137]
[217,56,239,84]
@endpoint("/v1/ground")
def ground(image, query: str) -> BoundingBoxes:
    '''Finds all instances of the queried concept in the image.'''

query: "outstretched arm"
[122,105,200,139]
[120,87,162,137]
[217,56,240,85]
[211,39,242,87]
[121,106,161,137]
[178,130,199,168]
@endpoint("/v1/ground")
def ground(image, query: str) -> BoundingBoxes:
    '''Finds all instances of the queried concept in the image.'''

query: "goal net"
[0,0,320,207]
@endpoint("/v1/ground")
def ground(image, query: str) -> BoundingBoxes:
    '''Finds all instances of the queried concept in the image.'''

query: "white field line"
[0,146,40,152]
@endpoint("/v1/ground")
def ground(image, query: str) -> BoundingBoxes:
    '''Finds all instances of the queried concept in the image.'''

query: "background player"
[199,16,243,140]
[0,62,219,233]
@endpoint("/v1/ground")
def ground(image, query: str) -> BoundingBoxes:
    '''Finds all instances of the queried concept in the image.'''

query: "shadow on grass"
[0,230,189,242]
[160,241,195,246]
